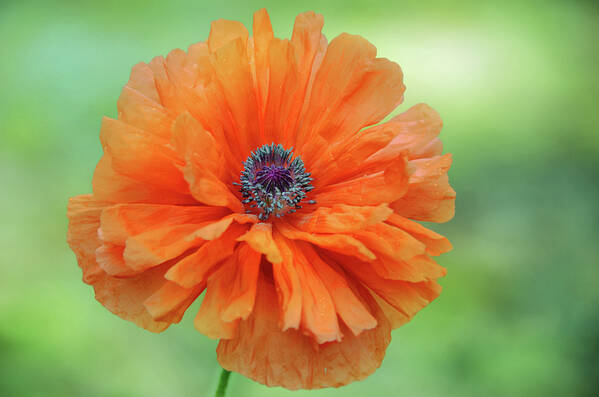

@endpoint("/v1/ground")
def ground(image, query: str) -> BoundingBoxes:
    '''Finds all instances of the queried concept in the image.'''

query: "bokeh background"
[1,0,598,396]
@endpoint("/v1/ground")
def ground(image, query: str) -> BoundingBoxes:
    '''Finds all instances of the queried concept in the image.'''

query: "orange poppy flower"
[67,9,455,390]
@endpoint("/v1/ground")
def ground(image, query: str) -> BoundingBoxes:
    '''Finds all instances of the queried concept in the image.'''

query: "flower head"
[67,9,455,390]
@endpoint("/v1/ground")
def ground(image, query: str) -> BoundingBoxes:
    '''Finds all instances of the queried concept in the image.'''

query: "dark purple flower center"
[236,143,315,220]
[254,165,293,194]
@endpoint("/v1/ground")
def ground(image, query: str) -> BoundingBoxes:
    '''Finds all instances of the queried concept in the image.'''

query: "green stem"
[215,368,232,397]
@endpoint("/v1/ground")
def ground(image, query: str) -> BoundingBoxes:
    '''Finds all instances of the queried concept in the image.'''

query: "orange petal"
[353,222,426,262]
[210,38,260,157]
[187,213,257,240]
[369,254,447,282]
[116,86,174,139]
[172,113,243,211]
[287,11,326,147]
[92,262,174,332]
[194,244,261,339]
[291,11,325,70]
[303,245,377,336]
[126,62,161,104]
[297,34,404,165]
[171,112,224,178]
[208,19,249,53]
[252,8,274,116]
[99,117,189,196]
[122,214,256,272]
[271,231,303,330]
[99,203,229,245]
[68,199,175,332]
[310,57,405,172]
[93,154,196,205]
[288,242,341,344]
[182,165,243,213]
[237,222,282,264]
[313,154,409,207]
[263,38,299,145]
[385,213,452,255]
[335,253,442,325]
[370,293,409,330]
[314,120,401,187]
[369,103,444,163]
[67,194,111,284]
[390,154,456,223]
[95,243,138,277]
[144,281,204,323]
[276,220,375,262]
[137,56,179,114]
[289,203,392,234]
[180,43,244,168]
[165,223,248,288]
[194,265,239,339]
[122,224,206,272]
[216,275,391,389]
[220,244,262,322]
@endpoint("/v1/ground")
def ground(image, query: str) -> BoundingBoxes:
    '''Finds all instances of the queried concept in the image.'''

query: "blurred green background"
[1,0,598,396]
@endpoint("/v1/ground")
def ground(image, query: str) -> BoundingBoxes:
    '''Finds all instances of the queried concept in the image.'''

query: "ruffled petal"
[194,244,261,339]
[332,253,442,326]
[67,194,111,284]
[263,38,298,145]
[125,62,161,104]
[216,275,391,389]
[313,120,401,187]
[181,43,242,168]
[116,86,175,139]
[289,203,392,234]
[353,222,426,262]
[121,213,256,272]
[171,112,225,180]
[100,117,190,195]
[288,11,326,145]
[99,203,228,245]
[210,38,260,157]
[369,103,443,162]
[297,34,404,165]
[95,243,137,277]
[122,224,207,272]
[369,254,446,283]
[220,244,262,322]
[276,220,375,262]
[97,204,229,274]
[385,213,452,255]
[208,19,249,53]
[188,213,257,240]
[144,281,204,323]
[165,223,249,288]
[313,154,409,207]
[288,241,341,343]
[390,154,456,223]
[237,222,282,264]
[171,112,242,211]
[92,262,174,332]
[271,230,302,330]
[92,154,195,205]
[252,8,274,114]
[67,195,174,332]
[302,244,377,336]
[147,55,188,114]
[251,9,327,147]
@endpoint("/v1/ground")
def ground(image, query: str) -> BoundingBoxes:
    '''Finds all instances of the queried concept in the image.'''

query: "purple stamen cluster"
[236,143,315,221]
